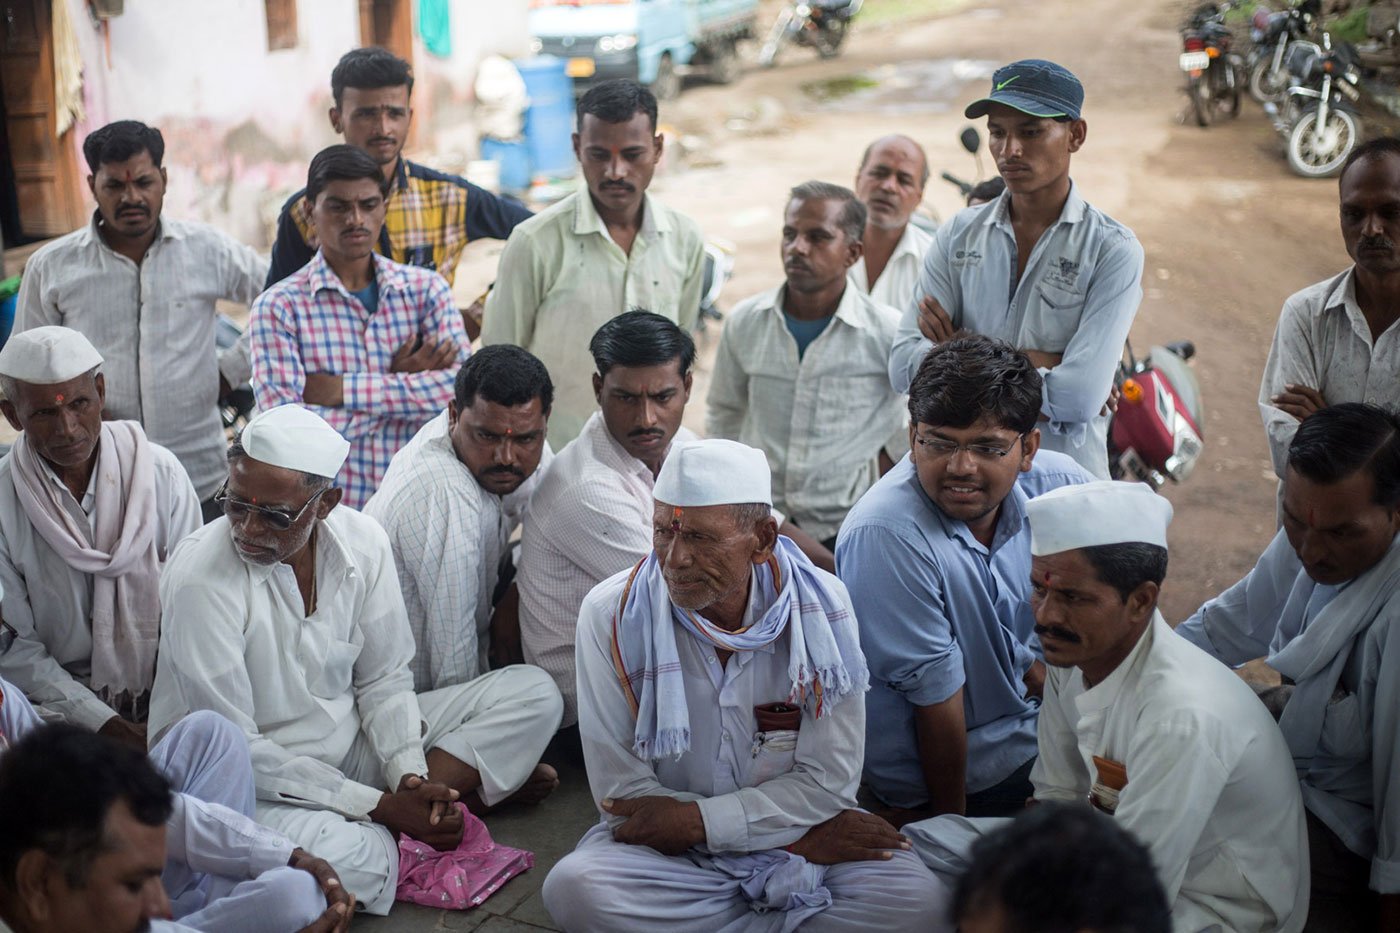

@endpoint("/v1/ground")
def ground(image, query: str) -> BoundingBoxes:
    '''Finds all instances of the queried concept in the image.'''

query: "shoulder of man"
[653,198,704,246]
[1075,200,1143,253]
[838,458,926,539]
[578,565,638,631]
[723,288,777,330]
[508,192,578,240]
[23,226,90,269]
[324,503,397,567]
[1019,449,1094,498]
[1279,268,1351,322]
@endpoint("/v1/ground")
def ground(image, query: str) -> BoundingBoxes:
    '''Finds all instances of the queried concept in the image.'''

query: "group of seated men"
[0,46,1397,933]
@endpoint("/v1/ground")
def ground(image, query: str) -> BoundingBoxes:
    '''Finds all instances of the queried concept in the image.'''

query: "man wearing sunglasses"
[0,327,200,750]
[835,336,1090,828]
[149,405,563,917]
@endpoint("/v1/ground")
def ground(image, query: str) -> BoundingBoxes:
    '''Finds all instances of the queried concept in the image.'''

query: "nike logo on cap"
[995,75,1021,91]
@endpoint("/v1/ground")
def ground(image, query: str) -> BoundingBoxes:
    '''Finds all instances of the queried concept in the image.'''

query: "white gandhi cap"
[0,326,103,385]
[239,404,351,480]
[654,438,773,508]
[1026,480,1173,557]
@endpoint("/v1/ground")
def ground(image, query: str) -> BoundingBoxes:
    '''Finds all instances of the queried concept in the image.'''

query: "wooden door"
[359,0,413,63]
[0,0,85,238]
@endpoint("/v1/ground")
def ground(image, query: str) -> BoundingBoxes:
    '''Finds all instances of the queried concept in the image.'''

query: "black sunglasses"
[213,481,326,531]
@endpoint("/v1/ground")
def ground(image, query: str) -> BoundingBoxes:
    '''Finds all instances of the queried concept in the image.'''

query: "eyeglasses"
[213,481,326,531]
[914,432,1025,461]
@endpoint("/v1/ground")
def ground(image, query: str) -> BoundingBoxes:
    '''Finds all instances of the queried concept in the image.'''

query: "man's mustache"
[1035,624,1081,644]
[629,428,664,439]
[1360,235,1395,251]
[601,181,634,192]
[484,465,524,478]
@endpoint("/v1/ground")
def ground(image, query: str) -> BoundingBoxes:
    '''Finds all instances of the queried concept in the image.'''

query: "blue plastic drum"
[517,56,577,178]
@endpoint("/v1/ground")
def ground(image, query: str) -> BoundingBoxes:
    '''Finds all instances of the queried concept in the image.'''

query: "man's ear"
[318,487,344,518]
[682,371,693,402]
[328,106,343,134]
[14,849,56,922]
[86,173,96,198]
[571,132,582,161]
[592,373,604,405]
[1019,426,1042,472]
[1,399,21,433]
[653,133,665,161]
[448,399,459,425]
[1126,580,1159,625]
[94,372,106,408]
[844,236,864,271]
[751,515,780,565]
[1068,119,1087,154]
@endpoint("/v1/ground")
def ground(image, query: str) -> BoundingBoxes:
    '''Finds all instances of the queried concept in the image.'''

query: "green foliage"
[1326,6,1371,44]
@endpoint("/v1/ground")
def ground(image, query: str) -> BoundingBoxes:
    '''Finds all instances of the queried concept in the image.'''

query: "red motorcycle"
[1110,341,1205,489]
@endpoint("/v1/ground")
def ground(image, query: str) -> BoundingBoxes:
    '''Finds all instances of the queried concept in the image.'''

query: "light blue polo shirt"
[836,450,1090,807]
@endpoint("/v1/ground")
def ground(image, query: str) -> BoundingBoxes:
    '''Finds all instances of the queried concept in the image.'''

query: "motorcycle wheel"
[1247,58,1287,104]
[1189,74,1212,128]
[651,53,680,101]
[816,19,848,58]
[1220,61,1243,119]
[1287,107,1360,178]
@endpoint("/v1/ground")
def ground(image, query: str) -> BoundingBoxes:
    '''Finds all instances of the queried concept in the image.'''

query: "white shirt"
[481,191,706,447]
[1258,268,1400,477]
[575,567,865,853]
[363,411,548,691]
[0,436,200,729]
[149,507,428,821]
[518,412,696,726]
[707,284,908,541]
[15,216,269,499]
[849,222,933,313]
[1034,615,1308,933]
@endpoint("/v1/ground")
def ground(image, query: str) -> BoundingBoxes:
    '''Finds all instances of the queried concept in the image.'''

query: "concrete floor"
[353,747,595,932]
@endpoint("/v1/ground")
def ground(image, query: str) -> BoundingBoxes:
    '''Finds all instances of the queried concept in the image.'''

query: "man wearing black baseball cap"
[888,59,1143,481]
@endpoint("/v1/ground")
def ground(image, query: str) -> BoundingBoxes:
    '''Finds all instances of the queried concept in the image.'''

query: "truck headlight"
[598,33,638,53]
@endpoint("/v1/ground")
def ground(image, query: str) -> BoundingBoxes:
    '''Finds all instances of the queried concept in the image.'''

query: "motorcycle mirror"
[959,127,982,154]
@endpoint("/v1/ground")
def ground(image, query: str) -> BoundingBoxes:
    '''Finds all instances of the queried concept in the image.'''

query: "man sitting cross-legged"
[542,438,947,932]
[149,405,564,915]
[909,481,1308,933]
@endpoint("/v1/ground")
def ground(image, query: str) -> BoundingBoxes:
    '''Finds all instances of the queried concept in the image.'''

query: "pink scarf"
[11,420,162,718]
[395,803,534,909]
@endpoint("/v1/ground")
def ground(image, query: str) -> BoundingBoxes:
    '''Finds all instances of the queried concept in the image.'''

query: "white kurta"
[149,507,562,914]
[518,411,696,726]
[363,410,550,691]
[542,568,948,932]
[909,614,1309,933]
[849,222,933,313]
[0,436,200,728]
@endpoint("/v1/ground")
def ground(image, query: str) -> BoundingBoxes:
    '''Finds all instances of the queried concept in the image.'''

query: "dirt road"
[600,0,1344,621]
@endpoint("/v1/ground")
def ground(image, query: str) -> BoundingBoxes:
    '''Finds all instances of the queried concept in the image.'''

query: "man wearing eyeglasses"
[835,336,1090,827]
[0,327,199,750]
[149,405,564,917]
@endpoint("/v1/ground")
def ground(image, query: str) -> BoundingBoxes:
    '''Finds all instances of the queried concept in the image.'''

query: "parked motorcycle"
[1180,2,1245,127]
[758,0,862,68]
[1247,0,1319,104]
[1270,32,1364,178]
[1110,341,1205,489]
[1354,1,1400,72]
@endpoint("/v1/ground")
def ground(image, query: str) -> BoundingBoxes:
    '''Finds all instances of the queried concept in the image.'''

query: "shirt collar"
[991,179,1086,230]
[573,189,670,238]
[918,467,1030,557]
[308,249,407,300]
[78,212,183,251]
[1074,611,1165,714]
[892,223,928,261]
[587,411,660,483]
[760,282,872,331]
[237,510,358,588]
[392,157,411,192]
[1327,268,1386,348]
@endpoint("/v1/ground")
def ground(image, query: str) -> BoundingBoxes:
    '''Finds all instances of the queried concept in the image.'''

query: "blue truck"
[528,0,760,99]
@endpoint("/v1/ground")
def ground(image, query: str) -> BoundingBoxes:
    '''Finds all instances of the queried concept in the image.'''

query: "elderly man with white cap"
[906,481,1309,933]
[148,405,564,916]
[542,438,947,932]
[0,326,200,747]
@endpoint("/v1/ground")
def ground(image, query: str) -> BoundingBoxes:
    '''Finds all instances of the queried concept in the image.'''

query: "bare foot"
[465,763,560,816]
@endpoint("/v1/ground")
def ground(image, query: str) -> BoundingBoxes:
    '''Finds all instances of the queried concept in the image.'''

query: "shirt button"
[721,732,730,742]
[707,656,716,664]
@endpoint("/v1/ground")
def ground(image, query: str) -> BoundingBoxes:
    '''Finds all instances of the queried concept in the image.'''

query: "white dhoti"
[257,667,564,915]
[903,813,1006,882]
[543,823,952,933]
[149,710,329,933]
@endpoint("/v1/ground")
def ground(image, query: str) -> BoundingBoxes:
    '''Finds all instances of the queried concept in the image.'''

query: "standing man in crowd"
[15,120,267,520]
[482,80,705,446]
[1260,138,1400,479]
[911,481,1307,933]
[889,60,1143,479]
[265,46,531,307]
[0,328,199,746]
[1179,403,1400,931]
[850,135,933,312]
[708,181,905,554]
[150,406,563,916]
[250,145,470,509]
[543,438,946,931]
[838,337,1089,826]
[365,345,557,697]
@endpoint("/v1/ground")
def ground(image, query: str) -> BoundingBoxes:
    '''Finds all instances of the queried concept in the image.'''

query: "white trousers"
[256,666,564,915]
[542,823,952,933]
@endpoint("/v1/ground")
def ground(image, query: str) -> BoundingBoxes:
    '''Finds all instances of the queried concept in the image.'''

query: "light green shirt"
[481,190,705,445]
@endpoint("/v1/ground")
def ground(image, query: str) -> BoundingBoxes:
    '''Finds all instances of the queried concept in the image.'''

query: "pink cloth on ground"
[395,803,535,909]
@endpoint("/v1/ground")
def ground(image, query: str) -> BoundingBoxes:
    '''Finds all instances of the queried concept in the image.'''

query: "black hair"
[576,80,658,131]
[227,437,333,489]
[968,176,1007,203]
[331,46,414,107]
[1080,542,1169,603]
[590,310,696,379]
[305,144,391,203]
[1287,403,1400,508]
[909,334,1043,433]
[857,135,931,187]
[1339,135,1400,183]
[454,345,554,415]
[788,181,867,244]
[82,121,165,174]
[0,724,172,890]
[951,801,1171,933]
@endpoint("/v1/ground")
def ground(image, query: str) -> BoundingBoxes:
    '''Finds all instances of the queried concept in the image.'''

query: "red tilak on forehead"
[53,393,65,404]
[124,170,135,183]
[670,506,683,530]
